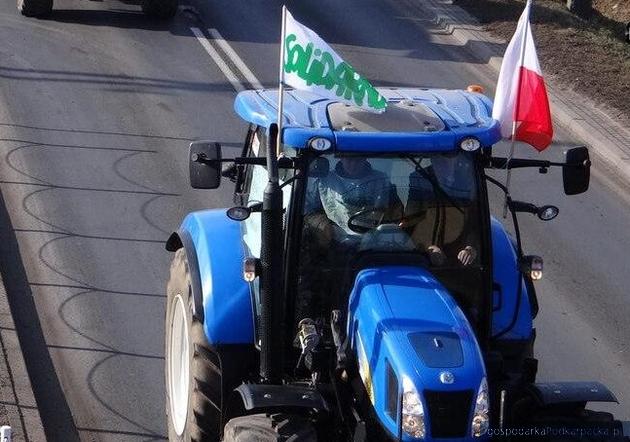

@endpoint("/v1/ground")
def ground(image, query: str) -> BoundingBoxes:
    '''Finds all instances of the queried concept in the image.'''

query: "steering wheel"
[347,208,386,234]
[348,208,424,255]
[347,208,394,234]
[347,206,431,234]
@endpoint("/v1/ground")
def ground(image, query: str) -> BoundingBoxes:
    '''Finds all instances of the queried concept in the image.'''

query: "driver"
[303,157,403,245]
[296,157,403,324]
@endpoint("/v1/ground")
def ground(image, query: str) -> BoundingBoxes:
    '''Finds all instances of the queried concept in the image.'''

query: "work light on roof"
[460,137,481,152]
[309,137,332,151]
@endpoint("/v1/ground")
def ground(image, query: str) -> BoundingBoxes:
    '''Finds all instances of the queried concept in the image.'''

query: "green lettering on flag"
[281,10,387,113]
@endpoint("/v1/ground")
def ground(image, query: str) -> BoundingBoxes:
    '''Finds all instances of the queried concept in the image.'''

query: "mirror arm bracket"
[196,156,297,168]
[190,152,216,165]
[488,157,556,170]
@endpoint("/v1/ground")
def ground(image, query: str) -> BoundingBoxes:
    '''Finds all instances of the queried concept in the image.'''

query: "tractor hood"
[347,266,487,441]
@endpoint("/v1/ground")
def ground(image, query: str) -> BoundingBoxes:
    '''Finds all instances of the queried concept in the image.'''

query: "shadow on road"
[0,66,234,94]
[46,8,177,32]
[0,123,192,142]
[0,129,188,440]
[176,0,507,66]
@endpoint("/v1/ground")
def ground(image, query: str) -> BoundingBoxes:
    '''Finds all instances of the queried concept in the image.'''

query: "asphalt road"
[0,0,628,440]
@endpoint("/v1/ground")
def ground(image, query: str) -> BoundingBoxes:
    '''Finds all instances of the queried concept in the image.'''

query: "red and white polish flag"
[492,0,553,151]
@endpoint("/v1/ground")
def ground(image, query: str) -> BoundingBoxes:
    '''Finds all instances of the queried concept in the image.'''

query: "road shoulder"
[0,273,45,442]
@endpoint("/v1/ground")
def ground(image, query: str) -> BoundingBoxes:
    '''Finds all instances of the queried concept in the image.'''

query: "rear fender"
[227,384,329,418]
[166,209,254,345]
[166,230,204,321]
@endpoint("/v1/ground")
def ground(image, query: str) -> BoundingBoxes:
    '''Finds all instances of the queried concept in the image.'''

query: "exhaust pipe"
[259,123,284,383]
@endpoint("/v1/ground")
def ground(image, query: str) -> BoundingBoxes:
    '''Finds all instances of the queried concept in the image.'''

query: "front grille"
[424,389,473,438]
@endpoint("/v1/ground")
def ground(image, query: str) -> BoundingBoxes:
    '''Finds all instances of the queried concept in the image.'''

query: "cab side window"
[242,127,267,258]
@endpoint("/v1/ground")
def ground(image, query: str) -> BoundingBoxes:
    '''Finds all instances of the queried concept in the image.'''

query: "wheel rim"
[169,294,190,436]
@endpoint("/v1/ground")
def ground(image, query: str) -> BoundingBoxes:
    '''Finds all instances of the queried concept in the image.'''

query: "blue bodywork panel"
[178,210,254,345]
[490,217,533,340]
[175,88,539,441]
[234,88,501,152]
[346,266,486,441]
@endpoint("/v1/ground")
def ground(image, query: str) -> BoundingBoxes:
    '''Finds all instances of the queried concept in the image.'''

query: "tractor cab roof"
[234,88,501,153]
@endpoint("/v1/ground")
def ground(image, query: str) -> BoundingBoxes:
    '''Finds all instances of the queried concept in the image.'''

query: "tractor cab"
[165,88,622,442]
[227,89,499,349]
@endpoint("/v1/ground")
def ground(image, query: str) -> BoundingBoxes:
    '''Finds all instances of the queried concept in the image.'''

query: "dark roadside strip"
[0,188,80,442]
[0,320,27,438]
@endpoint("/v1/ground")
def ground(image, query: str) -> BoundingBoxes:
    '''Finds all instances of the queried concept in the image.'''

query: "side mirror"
[309,156,330,178]
[563,146,590,195]
[190,141,221,189]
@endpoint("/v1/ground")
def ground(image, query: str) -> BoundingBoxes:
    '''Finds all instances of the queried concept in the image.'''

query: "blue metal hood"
[346,266,486,440]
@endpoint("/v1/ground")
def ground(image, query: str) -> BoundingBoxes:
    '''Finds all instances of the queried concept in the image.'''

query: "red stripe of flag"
[492,0,553,151]
[514,66,553,151]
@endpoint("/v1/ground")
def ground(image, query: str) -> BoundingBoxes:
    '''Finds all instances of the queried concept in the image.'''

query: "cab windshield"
[302,151,481,264]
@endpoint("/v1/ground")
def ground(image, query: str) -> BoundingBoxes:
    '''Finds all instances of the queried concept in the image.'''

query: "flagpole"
[276,5,288,157]
[503,0,532,218]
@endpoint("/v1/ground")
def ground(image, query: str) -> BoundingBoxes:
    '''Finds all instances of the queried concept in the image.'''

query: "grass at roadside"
[456,0,630,123]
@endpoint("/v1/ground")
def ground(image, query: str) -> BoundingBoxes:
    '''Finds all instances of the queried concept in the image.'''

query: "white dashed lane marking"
[190,26,244,92]
[208,28,263,90]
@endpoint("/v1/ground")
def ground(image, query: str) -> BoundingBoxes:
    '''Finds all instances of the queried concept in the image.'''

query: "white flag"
[281,8,387,113]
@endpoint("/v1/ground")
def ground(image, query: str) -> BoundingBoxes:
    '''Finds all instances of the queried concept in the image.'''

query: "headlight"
[471,377,489,437]
[402,376,426,439]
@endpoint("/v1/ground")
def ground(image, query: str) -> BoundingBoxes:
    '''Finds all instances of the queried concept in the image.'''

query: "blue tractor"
[164,88,623,441]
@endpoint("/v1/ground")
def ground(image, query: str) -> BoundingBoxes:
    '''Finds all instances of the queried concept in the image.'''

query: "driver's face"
[339,158,364,178]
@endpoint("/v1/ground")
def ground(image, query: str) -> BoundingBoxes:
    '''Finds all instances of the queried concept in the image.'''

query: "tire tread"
[18,0,53,17]
[166,248,221,441]
[223,413,317,442]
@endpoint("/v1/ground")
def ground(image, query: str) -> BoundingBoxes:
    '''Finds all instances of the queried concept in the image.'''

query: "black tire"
[17,0,52,17]
[165,248,221,441]
[142,0,178,19]
[223,413,317,442]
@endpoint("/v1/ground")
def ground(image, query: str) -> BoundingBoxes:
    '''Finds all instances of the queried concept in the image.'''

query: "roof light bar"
[309,137,332,151]
[460,137,481,151]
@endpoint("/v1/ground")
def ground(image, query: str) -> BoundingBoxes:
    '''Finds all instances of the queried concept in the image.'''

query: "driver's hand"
[427,245,446,266]
[457,246,477,266]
